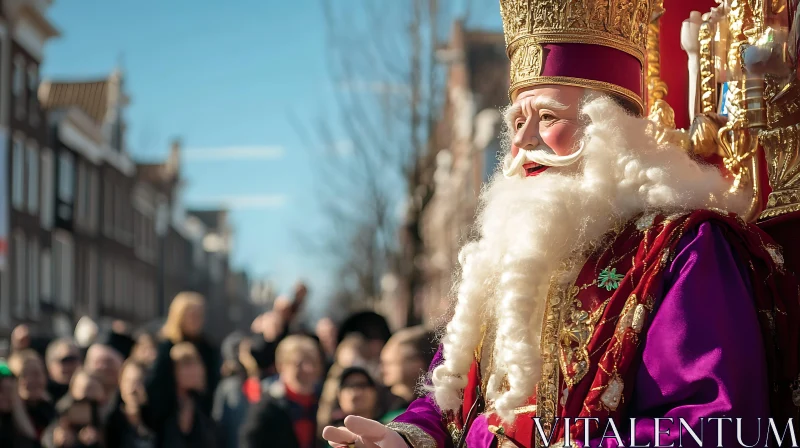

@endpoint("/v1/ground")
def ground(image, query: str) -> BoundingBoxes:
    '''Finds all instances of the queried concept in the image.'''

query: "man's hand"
[322,416,408,448]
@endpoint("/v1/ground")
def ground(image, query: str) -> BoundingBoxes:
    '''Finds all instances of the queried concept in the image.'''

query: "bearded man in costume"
[323,0,800,447]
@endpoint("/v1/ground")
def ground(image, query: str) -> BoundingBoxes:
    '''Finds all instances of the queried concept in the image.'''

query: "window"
[88,168,99,232]
[40,149,54,229]
[115,187,124,241]
[40,249,52,304]
[28,63,39,126]
[87,248,98,317]
[103,259,114,310]
[53,232,74,310]
[76,162,87,228]
[28,238,39,320]
[26,142,38,214]
[13,54,25,119]
[103,178,114,236]
[11,136,24,210]
[114,262,123,313]
[58,152,74,202]
[57,152,74,222]
[12,231,25,318]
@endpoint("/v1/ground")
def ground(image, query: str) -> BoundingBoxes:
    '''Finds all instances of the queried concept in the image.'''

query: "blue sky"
[41,1,502,311]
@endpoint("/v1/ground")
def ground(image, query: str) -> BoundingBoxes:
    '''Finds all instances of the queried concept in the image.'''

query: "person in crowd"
[143,292,218,441]
[46,338,82,403]
[314,317,338,365]
[330,367,380,427]
[336,312,391,380]
[0,360,38,447]
[248,282,310,380]
[42,369,106,448]
[212,331,266,448]
[9,349,57,438]
[42,396,103,448]
[104,360,153,448]
[129,332,156,367]
[240,334,323,448]
[316,333,368,435]
[84,343,123,424]
[158,342,216,448]
[67,370,105,404]
[378,326,436,421]
[11,324,32,353]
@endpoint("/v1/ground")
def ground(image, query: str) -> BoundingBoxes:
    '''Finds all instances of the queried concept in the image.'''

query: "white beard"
[430,96,745,422]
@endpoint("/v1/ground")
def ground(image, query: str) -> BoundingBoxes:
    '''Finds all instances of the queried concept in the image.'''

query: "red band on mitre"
[513,42,644,113]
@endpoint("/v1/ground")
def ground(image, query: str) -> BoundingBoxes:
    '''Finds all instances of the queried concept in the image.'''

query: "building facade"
[2,0,59,334]
[418,22,508,324]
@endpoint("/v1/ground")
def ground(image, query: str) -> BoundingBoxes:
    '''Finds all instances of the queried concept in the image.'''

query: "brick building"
[417,22,508,323]
[2,0,59,333]
[38,69,160,326]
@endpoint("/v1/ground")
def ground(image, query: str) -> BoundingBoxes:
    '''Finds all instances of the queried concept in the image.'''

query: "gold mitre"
[500,0,655,114]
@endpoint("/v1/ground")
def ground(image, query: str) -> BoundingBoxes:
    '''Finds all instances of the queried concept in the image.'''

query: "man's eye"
[541,114,556,121]
[516,120,524,130]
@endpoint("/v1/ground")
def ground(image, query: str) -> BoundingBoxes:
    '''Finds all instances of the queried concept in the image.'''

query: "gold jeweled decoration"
[699,18,717,114]
[759,121,800,219]
[715,0,766,222]
[499,0,656,110]
[756,7,800,220]
[646,0,667,113]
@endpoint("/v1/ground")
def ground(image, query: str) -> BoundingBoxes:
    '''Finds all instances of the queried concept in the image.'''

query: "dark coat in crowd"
[141,338,219,434]
[47,380,71,404]
[158,404,217,448]
[0,413,37,448]
[104,393,155,448]
[26,398,57,439]
[239,380,322,448]
[105,411,155,448]
[238,394,299,448]
[211,375,250,448]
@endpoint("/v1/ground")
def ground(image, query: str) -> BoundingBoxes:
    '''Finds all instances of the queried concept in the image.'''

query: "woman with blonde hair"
[8,349,55,439]
[141,292,219,444]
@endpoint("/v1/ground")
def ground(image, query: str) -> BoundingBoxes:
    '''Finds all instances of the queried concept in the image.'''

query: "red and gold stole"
[452,210,799,448]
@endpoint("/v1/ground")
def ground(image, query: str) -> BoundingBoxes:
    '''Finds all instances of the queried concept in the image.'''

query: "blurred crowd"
[0,283,437,448]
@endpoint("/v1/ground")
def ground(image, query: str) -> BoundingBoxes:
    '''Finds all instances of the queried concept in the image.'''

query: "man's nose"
[511,118,539,157]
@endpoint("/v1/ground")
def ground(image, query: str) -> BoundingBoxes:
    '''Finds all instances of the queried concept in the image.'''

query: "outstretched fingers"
[322,425,377,448]
[343,416,390,441]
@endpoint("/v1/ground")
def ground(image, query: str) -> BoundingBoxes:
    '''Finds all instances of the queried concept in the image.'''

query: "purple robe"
[393,222,769,447]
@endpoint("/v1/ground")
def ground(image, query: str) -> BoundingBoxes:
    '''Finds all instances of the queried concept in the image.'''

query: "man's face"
[381,343,424,388]
[175,357,205,392]
[48,343,82,384]
[86,346,122,390]
[120,365,146,406]
[507,85,584,177]
[278,350,322,393]
[18,358,47,401]
[337,372,377,417]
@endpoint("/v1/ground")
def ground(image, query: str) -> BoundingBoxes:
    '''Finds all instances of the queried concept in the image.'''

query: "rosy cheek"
[541,123,579,156]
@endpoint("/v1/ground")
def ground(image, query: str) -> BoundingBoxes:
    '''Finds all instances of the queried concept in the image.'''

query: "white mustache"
[502,142,585,178]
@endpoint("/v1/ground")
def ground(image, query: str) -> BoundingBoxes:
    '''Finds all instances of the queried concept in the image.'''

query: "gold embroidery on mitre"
[499,0,657,109]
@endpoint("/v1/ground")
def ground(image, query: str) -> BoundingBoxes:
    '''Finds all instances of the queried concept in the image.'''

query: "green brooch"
[598,267,624,291]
